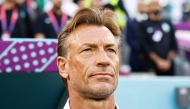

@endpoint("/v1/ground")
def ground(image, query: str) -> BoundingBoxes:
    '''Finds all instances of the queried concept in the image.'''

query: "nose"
[96,51,110,67]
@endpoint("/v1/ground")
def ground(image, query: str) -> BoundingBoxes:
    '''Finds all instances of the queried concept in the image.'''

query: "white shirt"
[63,99,119,109]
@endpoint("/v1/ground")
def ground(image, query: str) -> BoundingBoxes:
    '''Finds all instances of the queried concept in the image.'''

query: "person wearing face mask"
[126,0,148,72]
[136,0,178,75]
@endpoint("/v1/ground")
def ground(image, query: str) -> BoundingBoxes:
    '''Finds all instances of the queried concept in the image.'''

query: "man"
[91,0,103,8]
[126,0,148,72]
[73,0,85,8]
[16,0,43,22]
[57,8,121,109]
[34,0,69,38]
[137,0,178,75]
[0,0,33,39]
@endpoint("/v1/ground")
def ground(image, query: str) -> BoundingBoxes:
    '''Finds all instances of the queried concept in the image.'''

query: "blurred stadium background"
[0,0,190,109]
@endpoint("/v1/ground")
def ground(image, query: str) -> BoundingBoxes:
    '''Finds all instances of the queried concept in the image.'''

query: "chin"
[89,84,117,98]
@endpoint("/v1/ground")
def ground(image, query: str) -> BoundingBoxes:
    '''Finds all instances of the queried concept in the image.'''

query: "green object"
[36,0,45,9]
[108,0,127,28]
[110,0,119,6]
[0,73,68,109]
[114,6,127,28]
[85,0,92,7]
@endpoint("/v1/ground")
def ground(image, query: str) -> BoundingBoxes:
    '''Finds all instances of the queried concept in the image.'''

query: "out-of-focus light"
[183,5,190,12]
[144,0,151,5]
[159,0,168,7]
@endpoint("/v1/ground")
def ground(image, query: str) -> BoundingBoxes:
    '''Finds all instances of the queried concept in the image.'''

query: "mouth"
[89,72,114,83]
[90,72,113,78]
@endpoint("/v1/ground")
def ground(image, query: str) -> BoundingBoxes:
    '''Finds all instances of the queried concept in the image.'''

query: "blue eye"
[108,49,115,53]
[83,48,91,52]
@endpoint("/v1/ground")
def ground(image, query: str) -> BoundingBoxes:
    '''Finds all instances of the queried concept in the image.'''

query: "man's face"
[138,0,148,14]
[148,0,162,14]
[92,0,103,8]
[77,0,85,8]
[66,25,119,99]
[15,0,25,5]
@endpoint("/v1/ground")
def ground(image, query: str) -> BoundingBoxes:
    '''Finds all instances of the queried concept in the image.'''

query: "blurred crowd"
[0,0,190,75]
[0,0,128,39]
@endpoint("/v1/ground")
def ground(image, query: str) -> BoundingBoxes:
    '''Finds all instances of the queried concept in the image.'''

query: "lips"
[90,72,113,77]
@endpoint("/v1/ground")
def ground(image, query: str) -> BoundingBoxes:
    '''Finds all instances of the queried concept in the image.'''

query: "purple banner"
[174,22,190,58]
[0,22,190,73]
[0,39,58,73]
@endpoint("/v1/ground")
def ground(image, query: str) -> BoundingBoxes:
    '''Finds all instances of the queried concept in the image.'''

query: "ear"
[57,56,69,79]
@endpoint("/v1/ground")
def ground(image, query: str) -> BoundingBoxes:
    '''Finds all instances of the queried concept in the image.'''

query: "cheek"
[68,56,92,81]
[111,56,120,73]
[109,54,119,65]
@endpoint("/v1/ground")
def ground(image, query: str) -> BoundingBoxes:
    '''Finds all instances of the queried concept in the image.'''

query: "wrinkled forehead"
[67,25,118,46]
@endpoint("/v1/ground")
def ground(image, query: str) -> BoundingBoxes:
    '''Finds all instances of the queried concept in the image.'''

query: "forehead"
[67,25,117,46]
[149,0,160,6]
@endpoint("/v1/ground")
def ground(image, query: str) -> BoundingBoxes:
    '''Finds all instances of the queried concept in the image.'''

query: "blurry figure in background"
[182,0,190,22]
[137,0,178,76]
[16,0,32,14]
[126,0,148,72]
[0,0,33,39]
[91,0,103,8]
[16,0,43,21]
[34,0,70,38]
[104,0,128,30]
[43,0,78,17]
[83,0,104,8]
[160,0,172,21]
[73,0,85,8]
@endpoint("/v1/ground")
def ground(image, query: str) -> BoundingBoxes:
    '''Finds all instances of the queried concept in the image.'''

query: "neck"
[52,6,62,15]
[149,13,161,21]
[68,87,116,109]
[3,1,16,10]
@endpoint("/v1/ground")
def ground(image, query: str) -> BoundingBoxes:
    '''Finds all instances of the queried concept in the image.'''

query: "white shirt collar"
[63,98,119,109]
[63,99,70,109]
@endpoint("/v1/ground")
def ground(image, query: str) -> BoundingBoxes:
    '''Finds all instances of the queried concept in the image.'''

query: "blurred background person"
[33,0,70,39]
[0,0,33,39]
[15,0,43,22]
[73,0,85,8]
[137,0,178,76]
[91,0,103,8]
[43,0,78,17]
[104,0,128,30]
[182,0,190,22]
[126,0,148,72]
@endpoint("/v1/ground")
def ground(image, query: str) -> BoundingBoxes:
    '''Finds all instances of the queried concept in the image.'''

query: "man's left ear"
[57,56,69,79]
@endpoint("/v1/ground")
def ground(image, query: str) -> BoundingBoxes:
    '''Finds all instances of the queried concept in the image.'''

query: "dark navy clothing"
[0,5,33,38]
[137,19,178,75]
[33,12,70,38]
[137,19,178,59]
[126,19,144,72]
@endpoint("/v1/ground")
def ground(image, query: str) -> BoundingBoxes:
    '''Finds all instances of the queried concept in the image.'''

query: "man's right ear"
[57,56,69,79]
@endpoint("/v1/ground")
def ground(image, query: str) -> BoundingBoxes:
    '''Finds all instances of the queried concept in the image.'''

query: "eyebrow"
[82,43,116,48]
[105,44,116,48]
[83,43,97,48]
